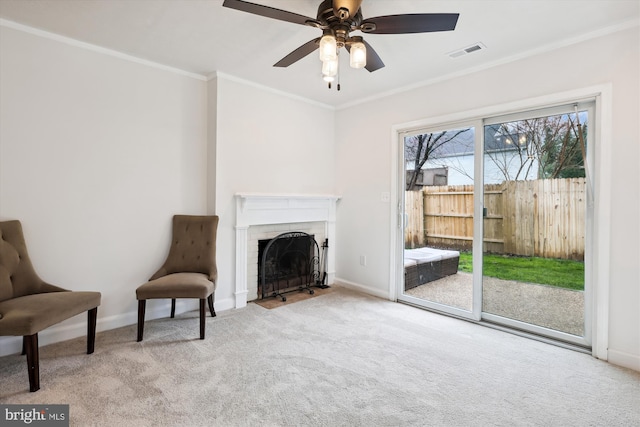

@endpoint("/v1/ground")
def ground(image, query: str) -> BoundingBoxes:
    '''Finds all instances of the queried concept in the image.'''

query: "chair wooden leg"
[171,298,176,318]
[199,299,205,340]
[137,300,146,342]
[24,334,40,392]
[208,294,216,317]
[87,307,98,354]
[21,336,26,355]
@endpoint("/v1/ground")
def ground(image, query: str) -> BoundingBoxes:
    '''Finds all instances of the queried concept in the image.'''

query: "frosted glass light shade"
[319,35,337,62]
[322,58,338,78]
[350,41,366,69]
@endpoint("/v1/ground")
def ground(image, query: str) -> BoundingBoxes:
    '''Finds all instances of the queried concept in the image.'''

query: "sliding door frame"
[389,84,612,360]
[396,120,483,321]
[480,101,595,348]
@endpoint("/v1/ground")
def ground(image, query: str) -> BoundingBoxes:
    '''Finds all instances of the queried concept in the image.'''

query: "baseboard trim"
[608,349,640,372]
[216,296,236,312]
[333,278,390,300]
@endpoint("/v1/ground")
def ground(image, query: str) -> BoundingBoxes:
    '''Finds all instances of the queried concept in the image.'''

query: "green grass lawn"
[458,252,584,291]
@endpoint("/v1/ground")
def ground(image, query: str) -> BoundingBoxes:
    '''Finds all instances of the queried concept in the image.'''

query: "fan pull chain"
[337,51,341,91]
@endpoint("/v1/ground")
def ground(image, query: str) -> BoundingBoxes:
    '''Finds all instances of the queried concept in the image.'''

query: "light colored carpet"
[405,272,584,335]
[1,286,638,426]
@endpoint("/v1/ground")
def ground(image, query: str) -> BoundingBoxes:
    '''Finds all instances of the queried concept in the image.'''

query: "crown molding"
[2,14,636,110]
[336,18,639,111]
[0,18,207,81]
[210,71,335,111]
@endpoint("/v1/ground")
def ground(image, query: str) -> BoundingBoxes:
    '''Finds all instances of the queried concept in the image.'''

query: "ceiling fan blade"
[361,39,384,72]
[222,0,314,26]
[274,38,320,67]
[361,13,459,34]
[345,39,384,72]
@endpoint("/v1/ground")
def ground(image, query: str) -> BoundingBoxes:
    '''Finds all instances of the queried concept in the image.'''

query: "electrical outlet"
[360,255,367,266]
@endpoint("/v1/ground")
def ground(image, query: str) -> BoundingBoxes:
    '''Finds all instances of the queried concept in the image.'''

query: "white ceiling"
[1,0,638,108]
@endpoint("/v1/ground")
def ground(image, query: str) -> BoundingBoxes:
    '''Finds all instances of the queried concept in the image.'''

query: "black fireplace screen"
[258,232,324,301]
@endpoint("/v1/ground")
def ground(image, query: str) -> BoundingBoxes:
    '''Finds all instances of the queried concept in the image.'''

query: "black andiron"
[260,232,327,301]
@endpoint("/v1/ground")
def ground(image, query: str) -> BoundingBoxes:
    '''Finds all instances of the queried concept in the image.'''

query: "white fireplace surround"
[234,193,340,308]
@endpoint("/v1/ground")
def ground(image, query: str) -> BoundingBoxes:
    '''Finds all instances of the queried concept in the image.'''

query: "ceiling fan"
[222,0,459,88]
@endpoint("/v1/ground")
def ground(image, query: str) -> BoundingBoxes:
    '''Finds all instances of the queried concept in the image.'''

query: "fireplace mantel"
[234,193,340,308]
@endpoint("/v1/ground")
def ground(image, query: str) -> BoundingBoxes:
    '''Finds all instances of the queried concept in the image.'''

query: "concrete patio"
[404,271,584,336]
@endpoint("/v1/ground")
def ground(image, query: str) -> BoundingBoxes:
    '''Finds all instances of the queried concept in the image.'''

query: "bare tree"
[484,121,538,181]
[405,128,471,190]
[537,116,586,179]
[485,112,587,182]
[436,154,474,183]
[405,112,586,188]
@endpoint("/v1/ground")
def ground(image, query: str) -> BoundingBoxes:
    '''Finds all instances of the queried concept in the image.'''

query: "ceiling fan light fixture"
[322,57,339,79]
[349,39,367,69]
[222,0,460,82]
[319,33,337,62]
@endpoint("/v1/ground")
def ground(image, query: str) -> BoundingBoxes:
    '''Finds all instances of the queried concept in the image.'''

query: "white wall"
[0,25,335,356]
[0,26,208,354]
[206,76,218,214]
[334,27,639,370]
[211,77,336,308]
[1,19,637,372]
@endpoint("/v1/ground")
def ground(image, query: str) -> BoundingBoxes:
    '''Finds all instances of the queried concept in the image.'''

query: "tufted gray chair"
[0,220,101,392]
[136,215,218,341]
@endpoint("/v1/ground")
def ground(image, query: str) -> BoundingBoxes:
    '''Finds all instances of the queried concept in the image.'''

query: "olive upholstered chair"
[136,215,218,341]
[0,220,101,392]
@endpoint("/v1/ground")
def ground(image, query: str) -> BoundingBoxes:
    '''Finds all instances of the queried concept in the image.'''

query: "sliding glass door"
[481,103,592,346]
[398,122,481,321]
[397,101,593,348]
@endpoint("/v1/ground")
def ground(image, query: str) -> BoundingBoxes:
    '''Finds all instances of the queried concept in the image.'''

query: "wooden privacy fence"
[404,190,425,248]
[405,178,586,260]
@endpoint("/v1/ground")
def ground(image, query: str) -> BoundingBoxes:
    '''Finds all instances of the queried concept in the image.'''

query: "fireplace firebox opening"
[258,232,328,301]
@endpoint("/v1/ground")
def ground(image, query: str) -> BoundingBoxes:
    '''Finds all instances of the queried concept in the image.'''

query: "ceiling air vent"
[448,42,486,58]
